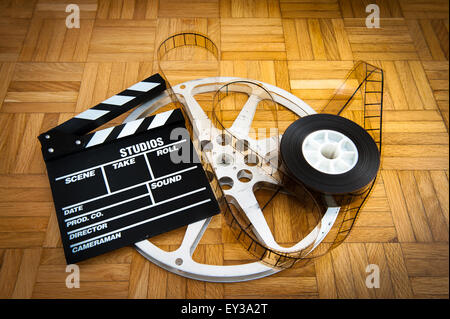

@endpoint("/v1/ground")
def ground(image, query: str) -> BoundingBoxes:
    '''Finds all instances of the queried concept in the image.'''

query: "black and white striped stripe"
[38,73,180,161]
[83,109,185,148]
[50,73,166,136]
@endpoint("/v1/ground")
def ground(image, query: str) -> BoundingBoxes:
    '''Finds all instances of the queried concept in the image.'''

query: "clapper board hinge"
[38,73,167,161]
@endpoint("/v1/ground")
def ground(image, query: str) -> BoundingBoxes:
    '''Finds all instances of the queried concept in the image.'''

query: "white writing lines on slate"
[69,198,211,249]
[61,164,197,211]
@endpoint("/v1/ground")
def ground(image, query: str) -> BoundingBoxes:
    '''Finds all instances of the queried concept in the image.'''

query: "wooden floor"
[0,0,448,299]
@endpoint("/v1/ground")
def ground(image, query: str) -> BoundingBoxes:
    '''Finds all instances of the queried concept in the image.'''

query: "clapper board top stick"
[38,73,220,264]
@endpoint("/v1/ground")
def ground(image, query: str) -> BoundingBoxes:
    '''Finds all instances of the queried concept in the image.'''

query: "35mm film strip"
[156,32,383,269]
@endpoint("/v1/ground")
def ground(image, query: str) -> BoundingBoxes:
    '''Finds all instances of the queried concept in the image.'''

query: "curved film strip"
[155,32,384,269]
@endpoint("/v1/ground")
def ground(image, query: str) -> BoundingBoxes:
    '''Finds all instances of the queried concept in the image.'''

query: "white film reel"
[124,77,340,282]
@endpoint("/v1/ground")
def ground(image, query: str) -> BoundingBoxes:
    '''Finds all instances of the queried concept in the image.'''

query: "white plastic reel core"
[302,129,358,175]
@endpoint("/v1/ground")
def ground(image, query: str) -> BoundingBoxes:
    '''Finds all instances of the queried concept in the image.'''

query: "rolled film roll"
[155,32,384,269]
[280,114,380,195]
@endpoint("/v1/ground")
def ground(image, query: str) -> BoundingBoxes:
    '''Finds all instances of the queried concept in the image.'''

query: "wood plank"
[347,243,376,298]
[383,132,448,145]
[147,258,168,298]
[408,60,438,110]
[410,277,449,296]
[224,276,317,296]
[0,249,23,298]
[205,244,224,298]
[406,258,449,277]
[295,19,314,60]
[40,247,132,265]
[414,171,449,241]
[382,157,449,170]
[0,217,48,232]
[384,243,414,298]
[381,61,409,110]
[331,244,356,298]
[356,211,394,227]
[319,19,340,60]
[280,1,342,18]
[346,227,397,242]
[365,243,395,298]
[397,171,433,242]
[331,18,353,60]
[394,61,424,110]
[381,171,416,242]
[0,232,45,248]
[283,19,300,60]
[158,0,219,18]
[36,264,130,282]
[314,252,337,298]
[186,245,206,298]
[166,244,187,298]
[308,19,327,60]
[0,63,15,110]
[128,250,150,299]
[430,171,449,227]
[405,19,433,60]
[383,145,448,158]
[0,202,52,217]
[42,209,62,248]
[11,248,42,298]
[13,63,84,82]
[401,243,449,260]
[419,19,447,60]
[32,282,129,299]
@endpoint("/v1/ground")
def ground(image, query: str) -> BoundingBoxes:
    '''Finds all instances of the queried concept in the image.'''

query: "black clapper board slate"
[38,73,220,264]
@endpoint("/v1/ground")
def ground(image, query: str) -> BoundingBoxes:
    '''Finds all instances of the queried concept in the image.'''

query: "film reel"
[127,32,384,281]
[280,114,380,195]
[210,80,337,267]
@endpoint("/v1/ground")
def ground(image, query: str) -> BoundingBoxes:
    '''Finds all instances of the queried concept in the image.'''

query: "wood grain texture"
[0,0,447,299]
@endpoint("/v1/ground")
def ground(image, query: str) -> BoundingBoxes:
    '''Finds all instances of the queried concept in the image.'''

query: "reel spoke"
[254,134,281,157]
[182,91,217,139]
[229,94,261,138]
[178,218,211,256]
[234,189,277,247]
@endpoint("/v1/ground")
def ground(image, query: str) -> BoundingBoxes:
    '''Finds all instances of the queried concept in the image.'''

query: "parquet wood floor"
[0,0,448,299]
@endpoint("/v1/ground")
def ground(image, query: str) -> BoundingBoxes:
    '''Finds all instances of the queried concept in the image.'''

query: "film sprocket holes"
[38,74,220,264]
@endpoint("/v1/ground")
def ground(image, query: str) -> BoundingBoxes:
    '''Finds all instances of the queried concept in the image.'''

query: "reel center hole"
[320,143,340,160]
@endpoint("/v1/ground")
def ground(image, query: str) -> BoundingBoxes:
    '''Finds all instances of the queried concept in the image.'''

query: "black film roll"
[280,113,380,196]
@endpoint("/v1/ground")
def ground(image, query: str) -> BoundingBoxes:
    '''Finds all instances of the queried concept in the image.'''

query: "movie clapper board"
[39,73,220,264]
